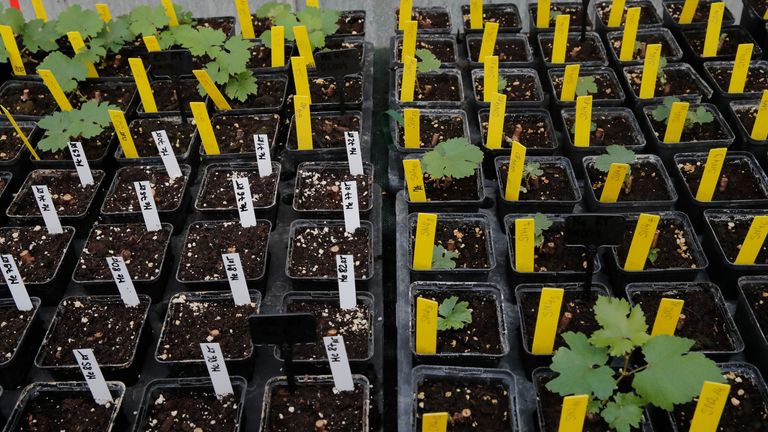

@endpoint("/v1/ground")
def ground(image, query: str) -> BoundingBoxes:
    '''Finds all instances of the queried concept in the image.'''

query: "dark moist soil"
[462,4,521,30]
[747,0,768,17]
[677,158,768,200]
[308,76,363,105]
[710,217,768,264]
[627,67,704,98]
[480,112,555,149]
[421,170,480,202]
[468,38,530,63]
[74,82,136,111]
[565,113,642,147]
[416,377,511,431]
[36,129,113,161]
[474,72,541,102]
[335,11,366,35]
[596,1,660,26]
[158,293,258,361]
[411,220,491,269]
[264,381,366,432]
[521,290,602,351]
[648,108,729,142]
[673,369,768,431]
[617,218,700,269]
[397,39,455,63]
[288,114,360,150]
[735,106,765,138]
[141,388,241,432]
[16,390,119,431]
[508,220,588,272]
[0,303,35,362]
[285,300,372,360]
[9,170,104,217]
[0,82,57,117]
[415,290,503,355]
[288,225,371,279]
[609,33,677,61]
[0,126,33,161]
[530,4,592,28]
[178,221,270,281]
[686,30,753,57]
[247,43,292,69]
[587,161,672,202]
[193,17,235,36]
[126,117,195,158]
[396,8,451,30]
[102,166,187,213]
[141,80,205,113]
[321,39,365,65]
[226,77,287,110]
[551,72,621,101]
[94,49,137,78]
[541,36,604,63]
[665,1,734,24]
[402,74,462,102]
[397,113,466,149]
[743,283,768,333]
[294,165,372,211]
[0,226,72,283]
[500,162,576,201]
[198,167,279,209]
[208,113,279,155]
[75,223,171,281]
[707,65,768,93]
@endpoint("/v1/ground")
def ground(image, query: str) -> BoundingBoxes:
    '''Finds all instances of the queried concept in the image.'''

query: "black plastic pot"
[114,116,198,170]
[403,154,486,213]
[394,6,452,34]
[292,161,374,217]
[679,26,763,72]
[605,27,684,68]
[495,155,581,216]
[622,62,713,108]
[391,34,458,68]
[393,68,465,108]
[477,108,561,171]
[736,277,768,376]
[702,60,768,112]
[465,33,536,69]
[0,296,41,389]
[0,171,12,224]
[727,99,768,170]
[739,0,768,50]
[0,80,59,120]
[528,2,594,35]
[594,0,663,33]
[661,0,736,35]
[215,74,287,114]
[536,31,609,68]
[703,209,768,292]
[246,40,294,74]
[285,110,364,164]
[391,108,470,155]
[135,78,210,118]
[546,66,625,108]
[0,121,35,185]
[461,3,523,33]
[471,67,546,108]
[196,112,281,163]
[308,72,364,111]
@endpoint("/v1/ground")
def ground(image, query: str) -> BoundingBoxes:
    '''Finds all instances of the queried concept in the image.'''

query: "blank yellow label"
[679,0,699,24]
[401,55,418,102]
[402,20,417,63]
[470,0,484,29]
[404,108,420,149]
[651,298,685,336]
[291,56,311,101]
[483,56,499,102]
[702,2,725,57]
[734,215,768,265]
[0,106,39,160]
[413,213,438,270]
[560,64,580,102]
[695,147,728,201]
[728,44,754,93]
[129,58,157,113]
[235,0,256,39]
[624,213,661,271]
[599,163,630,203]
[0,26,25,76]
[161,0,179,26]
[294,95,313,150]
[193,69,232,110]
[663,102,690,143]
[531,287,564,355]
[752,91,768,140]
[399,0,413,30]
[143,36,161,52]
[306,0,319,7]
[421,412,448,432]
[537,0,551,28]
[608,0,627,27]
[558,395,589,432]
[620,7,642,61]
[574,95,592,147]
[95,4,112,22]
[478,22,499,62]
[109,109,138,158]
[415,297,438,354]
[504,141,527,201]
[688,382,731,432]
[640,44,663,99]
[294,25,315,66]
[190,102,220,156]
[37,69,72,111]
[403,159,427,202]
[31,0,48,21]
[271,26,285,67]
[552,14,570,64]
[67,32,99,78]
[515,218,535,272]
[486,93,507,149]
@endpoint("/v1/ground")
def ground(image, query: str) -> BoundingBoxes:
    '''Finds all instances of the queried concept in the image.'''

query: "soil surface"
[0,226,72,283]
[75,82,135,111]
[480,112,555,149]
[410,219,491,269]
[288,224,371,279]
[396,8,452,30]
[648,108,729,142]
[397,112,466,149]
[686,30,754,58]
[609,33,678,61]
[227,77,287,110]
[0,82,56,117]
[396,38,456,63]
[462,4,521,30]
[198,166,279,210]
[9,170,104,217]
[587,160,672,202]
[16,390,119,431]
[125,117,195,158]
[709,217,768,264]
[288,113,361,150]
[706,64,768,93]
[264,380,367,432]
[521,289,603,351]
[500,162,576,201]
[293,165,372,211]
[508,220,589,272]
[308,76,363,105]
[207,113,280,155]
[529,4,593,28]
[416,377,512,431]
[468,37,530,63]
[564,112,643,147]
[616,218,701,270]
[0,303,35,362]
[596,1,660,26]
[334,11,366,35]
[677,158,767,201]
[665,1,734,24]
[247,43,292,69]
[421,170,480,202]
[140,80,205,113]
[141,387,242,432]
[551,71,622,101]
[193,17,236,35]
[0,126,32,161]
[474,72,542,103]
[401,74,462,102]
[742,283,768,333]
[102,166,188,213]
[283,299,372,360]
[540,36,605,64]
[734,106,765,138]
[627,66,704,98]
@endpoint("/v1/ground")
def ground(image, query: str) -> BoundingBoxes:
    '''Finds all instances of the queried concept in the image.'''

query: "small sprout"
[432,245,459,269]
[416,48,441,73]
[385,109,405,126]
[651,97,715,131]
[421,138,483,179]
[658,57,669,85]
[437,296,473,330]
[594,145,636,173]
[498,76,508,92]
[533,212,553,248]
[520,161,544,194]
[576,75,598,97]
[647,248,660,263]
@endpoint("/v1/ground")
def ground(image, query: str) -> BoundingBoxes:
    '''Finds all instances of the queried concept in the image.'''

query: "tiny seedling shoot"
[520,161,544,194]
[594,145,638,195]
[533,212,553,249]
[437,296,473,331]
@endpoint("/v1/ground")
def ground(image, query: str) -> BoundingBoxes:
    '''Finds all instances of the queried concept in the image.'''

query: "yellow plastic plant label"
[695,147,728,202]
[403,159,427,201]
[515,218,535,272]
[620,7,642,61]
[728,43,754,93]
[734,216,768,265]
[307,0,319,8]
[67,32,98,78]
[504,141,527,201]
[640,44,663,99]
[421,412,448,432]
[560,64,580,102]
[235,0,256,39]
[193,69,232,110]
[294,95,313,150]
[599,163,630,203]
[624,213,661,271]
[294,25,315,66]
[415,298,438,354]
[483,55,499,102]
[688,382,731,432]
[574,95,592,147]
[558,395,589,432]
[478,22,499,63]
[95,4,112,22]
[651,298,685,336]
[551,14,570,64]
[291,56,311,101]
[37,69,72,111]
[402,20,418,63]
[413,213,438,270]
[32,0,48,21]
[401,55,418,102]
[399,0,413,30]
[531,287,564,355]
[190,102,220,156]
[0,106,39,160]
[271,26,285,67]
[470,0,484,29]
[679,0,699,24]
[537,0,551,28]
[608,0,627,27]
[129,58,157,113]
[143,36,161,52]
[0,26,26,76]
[161,0,179,26]
[752,91,768,140]
[702,2,725,57]
[404,108,420,149]
[663,102,690,143]
[109,109,138,158]
[486,93,507,149]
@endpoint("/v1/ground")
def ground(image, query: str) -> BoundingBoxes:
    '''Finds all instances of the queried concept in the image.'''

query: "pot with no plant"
[292,161,374,217]
[0,81,57,120]
[461,3,523,33]
[394,6,452,34]
[471,68,546,108]
[495,155,581,216]
[197,112,281,162]
[548,67,626,109]
[0,121,36,182]
[478,108,560,168]
[735,276,768,376]
[702,209,768,290]
[285,109,363,164]
[115,115,197,168]
[703,60,768,111]
[622,60,713,108]
[727,99,768,170]
[680,26,762,70]
[0,296,41,389]
[537,31,609,68]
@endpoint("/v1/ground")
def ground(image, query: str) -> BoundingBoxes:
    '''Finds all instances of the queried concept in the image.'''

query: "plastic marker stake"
[504,141,527,201]
[134,181,162,232]
[193,69,232,110]
[151,130,183,178]
[640,44,663,99]
[37,70,72,111]
[323,335,354,391]
[68,142,94,186]
[702,2,725,57]
[608,0,627,27]
[106,256,141,306]
[679,0,699,24]
[271,26,285,67]
[663,102,690,143]
[404,108,420,148]
[688,381,731,432]
[515,218,535,272]
[651,298,685,336]
[0,26,26,76]
[478,22,499,63]
[73,349,113,405]
[599,163,630,203]
[531,287,564,355]
[574,96,592,147]
[294,25,315,66]
[422,413,449,432]
[143,36,161,52]
[620,7,642,61]
[254,134,272,176]
[551,14,570,64]
[344,131,364,176]
[31,0,48,21]
[401,55,418,102]
[413,213,438,270]
[537,0,551,28]
[95,4,112,22]
[483,55,499,102]
[67,32,98,78]
[190,102,220,156]
[415,297,438,353]
[32,185,63,234]
[1,106,39,160]
[560,64,580,102]
[558,395,589,432]
[624,213,661,271]
[129,58,157,112]
[336,254,357,309]
[8,0,19,11]
[200,343,235,398]
[734,216,768,265]
[222,253,251,305]
[470,0,483,29]
[486,93,507,149]
[728,44,754,93]
[161,0,179,26]
[291,56,311,101]
[109,109,138,158]
[294,95,313,150]
[307,0,319,7]
[0,255,33,311]
[403,159,427,202]
[232,177,257,228]
[695,147,728,202]
[399,0,413,30]
[402,20,417,62]
[235,0,256,39]
[752,91,768,140]
[341,181,361,233]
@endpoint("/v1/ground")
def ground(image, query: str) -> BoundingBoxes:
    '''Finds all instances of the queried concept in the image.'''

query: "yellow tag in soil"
[504,141,527,201]
[515,218,535,272]
[143,36,161,52]
[702,2,725,57]
[291,56,311,101]
[271,26,285,67]
[109,109,138,158]
[599,163,630,203]
[415,297,438,354]
[620,7,642,61]
[734,215,768,265]
[402,20,418,62]
[190,102,220,156]
[679,0,699,24]
[294,95,313,150]
[752,91,768,140]
[235,0,256,39]
[413,213,438,270]
[483,55,499,102]
[399,0,413,31]
[486,93,507,149]
[401,55,418,102]
[67,32,99,78]
[663,101,690,143]
[560,64,580,102]
[640,44,663,99]
[552,14,570,64]
[0,106,39,160]
[688,382,731,432]
[728,43,754,93]
[403,159,427,202]
[537,0,551,28]
[574,95,592,147]
[558,395,589,432]
[470,0,484,29]
[404,108,420,149]
[37,69,72,111]
[31,0,48,21]
[695,147,728,202]
[193,69,232,110]
[0,26,26,76]
[651,298,685,336]
[161,0,179,26]
[531,287,564,355]
[294,26,315,67]
[478,22,499,63]
[421,412,448,432]
[608,0,627,27]
[129,58,157,113]
[95,4,112,23]
[307,0,319,8]
[624,213,661,271]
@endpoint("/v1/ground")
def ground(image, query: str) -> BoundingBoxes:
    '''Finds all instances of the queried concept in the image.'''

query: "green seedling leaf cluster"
[257,2,340,49]
[533,212,552,248]
[651,97,715,131]
[576,75,598,97]
[416,48,441,73]
[36,100,117,153]
[594,145,636,173]
[498,76,508,92]
[431,245,458,269]
[437,295,473,330]
[421,138,483,179]
[520,162,543,194]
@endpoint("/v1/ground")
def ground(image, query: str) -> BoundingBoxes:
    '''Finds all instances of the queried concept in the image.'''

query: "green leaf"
[37,52,88,93]
[37,100,117,152]
[689,106,714,125]
[157,23,194,50]
[224,71,258,102]
[648,248,660,263]
[437,295,472,330]
[129,5,170,37]
[546,332,616,400]
[21,19,59,54]
[256,2,293,18]
[594,145,637,173]
[297,8,339,49]
[385,109,405,126]
[498,76,508,92]
[523,162,543,178]
[260,29,273,48]
[56,5,105,39]
[416,48,441,72]
[92,15,135,53]
[589,296,650,356]
[432,245,459,270]
[576,75,598,97]
[421,138,482,179]
[179,26,225,57]
[633,335,724,410]
[651,96,680,122]
[273,12,300,41]
[601,393,646,432]
[533,212,552,237]
[0,6,25,34]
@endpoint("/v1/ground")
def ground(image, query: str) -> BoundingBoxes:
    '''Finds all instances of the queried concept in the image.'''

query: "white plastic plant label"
[31,184,63,234]
[341,181,360,233]
[133,181,162,232]
[200,342,234,398]
[222,253,251,306]
[335,254,357,310]
[344,131,364,176]
[73,349,113,405]
[151,130,183,178]
[323,335,354,391]
[231,177,257,228]
[67,141,94,186]
[0,254,33,311]
[106,256,141,307]
[254,134,273,177]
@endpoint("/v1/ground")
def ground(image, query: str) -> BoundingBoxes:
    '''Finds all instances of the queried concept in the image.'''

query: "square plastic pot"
[528,2,594,36]
[606,27,683,68]
[465,33,536,69]
[285,110,364,164]
[0,297,41,389]
[0,121,36,183]
[471,67,546,108]
[536,31,609,68]
[391,108,470,155]
[0,172,12,225]
[308,72,364,111]
[213,74,288,114]
[393,68,465,108]
[727,99,768,170]
[477,108,561,170]
[114,116,198,171]
[461,3,522,33]
[331,10,367,37]
[679,26,763,71]
[661,0,736,34]
[292,161,373,219]
[0,81,60,120]
[245,40,294,74]
[739,0,768,49]
[29,128,118,173]
[135,78,209,118]
[702,60,768,112]
[391,34,458,69]
[403,154,486,213]
[495,155,581,216]
[703,209,768,292]
[594,0,663,33]
[736,277,768,376]
[394,6,452,34]
[547,66,626,108]
[622,62,713,108]
[197,112,281,163]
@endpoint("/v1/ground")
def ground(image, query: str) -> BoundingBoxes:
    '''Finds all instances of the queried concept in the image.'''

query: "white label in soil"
[335,254,357,310]
[254,134,273,177]
[133,181,162,232]
[344,131,364,176]
[0,255,33,311]
[341,181,360,233]
[106,256,141,307]
[151,130,183,178]
[67,142,94,186]
[222,253,251,306]
[232,177,257,228]
[200,342,234,398]
[73,349,113,405]
[323,335,354,391]
[31,184,63,234]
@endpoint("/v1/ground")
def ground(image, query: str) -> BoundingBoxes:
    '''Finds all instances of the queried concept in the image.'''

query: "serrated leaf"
[601,393,646,432]
[690,106,714,124]
[431,245,459,270]
[385,109,404,126]
[547,332,617,400]
[37,100,116,152]
[594,145,637,173]
[260,29,273,48]
[533,212,552,237]
[38,52,88,93]
[498,76,508,92]
[273,12,300,41]
[56,5,105,39]
[225,71,258,102]
[93,15,134,53]
[437,295,472,330]
[589,296,650,356]
[256,2,293,18]
[129,5,170,37]
[21,19,59,54]
[576,75,598,96]
[180,26,225,57]
[157,23,194,50]
[650,96,680,122]
[416,48,441,72]
[421,138,482,179]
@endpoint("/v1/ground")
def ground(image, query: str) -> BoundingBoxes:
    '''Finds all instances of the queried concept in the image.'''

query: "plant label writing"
[504,141,526,201]
[294,95,313,149]
[651,297,685,336]
[640,44,662,99]
[231,177,257,228]
[515,218,535,272]
[483,55,498,102]
[341,181,361,233]
[68,142,94,186]
[31,185,63,234]
[254,134,273,177]
[400,55,417,102]
[695,147,727,202]
[222,253,251,306]
[151,130,183,178]
[403,108,420,148]
[551,14,570,64]
[403,159,427,202]
[624,213,661,271]
[734,215,768,265]
[599,163,630,203]
[558,394,589,432]
[702,2,725,57]
[200,343,234,398]
[133,181,162,232]
[728,44,754,93]
[412,213,437,270]
[0,255,33,311]
[291,57,311,100]
[402,20,417,62]
[0,25,25,75]
[531,287,564,355]
[678,0,699,24]
[663,101,690,143]
[106,256,141,307]
[415,297,438,354]
[560,64,580,102]
[574,95,592,147]
[688,381,731,432]
[323,335,354,391]
[336,254,357,309]
[422,412,449,432]
[752,91,768,140]
[344,131,364,176]
[478,22,499,63]
[486,92,507,149]
[619,7,642,61]
[109,109,138,158]
[73,349,113,405]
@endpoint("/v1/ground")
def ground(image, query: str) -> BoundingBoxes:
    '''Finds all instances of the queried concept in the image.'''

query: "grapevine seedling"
[594,145,637,194]
[432,245,459,270]
[533,212,553,248]
[437,296,473,330]
[257,2,340,49]
[651,97,715,131]
[520,161,544,194]
[421,138,483,180]
[36,100,118,153]
[415,48,441,73]
[575,75,598,97]
[647,248,660,263]
[498,76,508,92]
